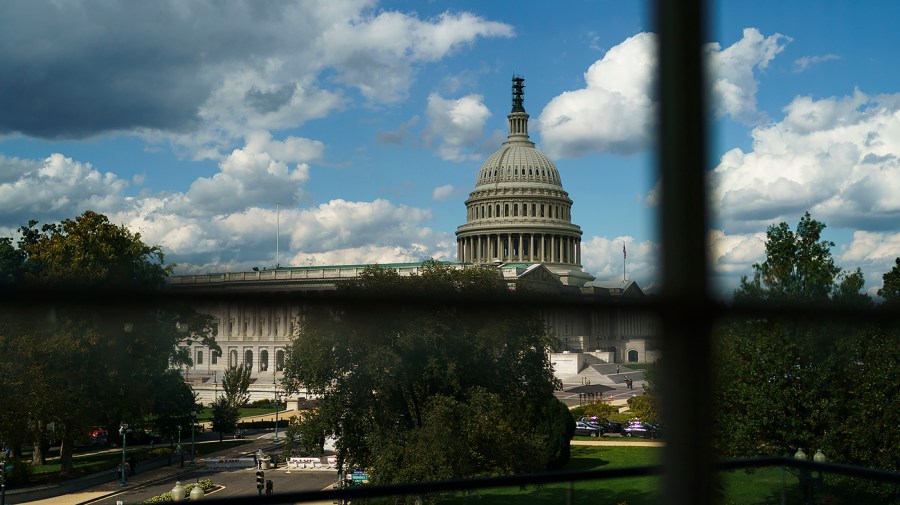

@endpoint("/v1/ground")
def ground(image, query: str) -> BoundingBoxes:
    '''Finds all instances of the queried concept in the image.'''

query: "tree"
[281,262,570,483]
[716,213,898,489]
[0,211,217,477]
[877,257,900,303]
[210,396,240,442]
[735,212,841,303]
[221,364,252,408]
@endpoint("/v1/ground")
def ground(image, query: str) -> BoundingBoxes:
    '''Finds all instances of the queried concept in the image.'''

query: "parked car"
[623,421,663,439]
[581,416,624,434]
[574,421,602,438]
[89,428,108,439]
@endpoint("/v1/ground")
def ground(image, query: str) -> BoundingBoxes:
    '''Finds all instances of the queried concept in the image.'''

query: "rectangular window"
[196,350,203,365]
[211,350,218,365]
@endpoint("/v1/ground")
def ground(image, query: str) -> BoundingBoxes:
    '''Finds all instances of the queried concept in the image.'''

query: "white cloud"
[425,93,493,161]
[0,154,127,225]
[538,32,656,158]
[432,184,455,201]
[538,28,788,158]
[712,90,900,232]
[706,28,790,122]
[178,143,312,216]
[322,11,513,103]
[793,53,840,73]
[581,235,659,290]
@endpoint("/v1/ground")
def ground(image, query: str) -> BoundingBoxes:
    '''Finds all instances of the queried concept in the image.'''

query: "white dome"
[475,144,562,189]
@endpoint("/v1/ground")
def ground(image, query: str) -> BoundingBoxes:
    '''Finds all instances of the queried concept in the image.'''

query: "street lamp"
[190,410,197,465]
[119,422,129,487]
[176,424,183,468]
[273,382,280,443]
[794,448,827,505]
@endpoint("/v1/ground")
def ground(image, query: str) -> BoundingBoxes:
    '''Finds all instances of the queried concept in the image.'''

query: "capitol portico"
[169,77,657,404]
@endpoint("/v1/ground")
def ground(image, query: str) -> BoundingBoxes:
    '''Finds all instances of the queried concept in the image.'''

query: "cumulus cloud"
[322,11,514,103]
[424,93,493,161]
[149,199,455,272]
[706,28,790,122]
[432,184,455,201]
[712,90,900,233]
[538,32,657,158]
[163,132,321,216]
[0,2,511,159]
[538,28,788,158]
[0,154,128,226]
[581,235,659,291]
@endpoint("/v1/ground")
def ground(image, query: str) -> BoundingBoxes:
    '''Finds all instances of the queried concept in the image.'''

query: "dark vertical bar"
[654,0,714,504]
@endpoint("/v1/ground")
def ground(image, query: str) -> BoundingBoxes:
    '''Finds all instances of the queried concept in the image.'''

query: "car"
[581,416,624,434]
[623,421,663,439]
[89,428,108,439]
[573,421,602,437]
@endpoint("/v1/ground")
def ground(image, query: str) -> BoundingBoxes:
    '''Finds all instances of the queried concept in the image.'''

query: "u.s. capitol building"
[169,77,658,403]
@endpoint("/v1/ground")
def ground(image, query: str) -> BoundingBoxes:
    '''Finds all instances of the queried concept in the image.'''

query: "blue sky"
[1,1,899,299]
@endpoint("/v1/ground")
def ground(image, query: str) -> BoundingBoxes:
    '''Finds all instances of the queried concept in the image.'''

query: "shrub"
[141,478,215,503]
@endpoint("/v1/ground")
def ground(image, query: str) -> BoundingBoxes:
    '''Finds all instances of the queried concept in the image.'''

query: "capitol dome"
[456,77,592,286]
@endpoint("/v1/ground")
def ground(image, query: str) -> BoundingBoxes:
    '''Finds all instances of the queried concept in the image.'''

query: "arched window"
[513,204,518,216]
[540,204,545,217]
[260,350,269,371]
[276,350,285,371]
[496,204,500,217]
[532,203,536,216]
[523,204,527,217]
[488,206,492,217]
[244,350,253,369]
[211,349,219,365]
[229,350,237,368]
[504,204,509,217]
[628,349,639,363]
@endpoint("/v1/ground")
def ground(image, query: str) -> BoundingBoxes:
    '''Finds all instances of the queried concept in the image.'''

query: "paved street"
[21,432,338,505]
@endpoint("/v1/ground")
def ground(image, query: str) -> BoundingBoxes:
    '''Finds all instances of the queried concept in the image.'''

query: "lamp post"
[119,422,129,487]
[273,382,280,443]
[190,410,197,465]
[176,424,183,468]
[794,448,827,505]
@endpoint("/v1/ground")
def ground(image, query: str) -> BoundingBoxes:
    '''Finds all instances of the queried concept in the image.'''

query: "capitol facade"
[169,77,658,404]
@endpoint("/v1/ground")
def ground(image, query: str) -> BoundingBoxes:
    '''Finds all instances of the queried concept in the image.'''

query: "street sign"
[351,473,369,482]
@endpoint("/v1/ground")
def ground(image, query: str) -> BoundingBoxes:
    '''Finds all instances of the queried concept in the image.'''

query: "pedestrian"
[128,456,137,475]
[616,365,620,374]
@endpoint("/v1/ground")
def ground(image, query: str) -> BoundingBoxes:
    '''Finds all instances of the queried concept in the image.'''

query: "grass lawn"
[440,445,885,505]
[441,445,662,505]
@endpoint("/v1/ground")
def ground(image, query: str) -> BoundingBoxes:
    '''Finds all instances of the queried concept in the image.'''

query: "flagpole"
[276,202,280,268]
[623,242,626,283]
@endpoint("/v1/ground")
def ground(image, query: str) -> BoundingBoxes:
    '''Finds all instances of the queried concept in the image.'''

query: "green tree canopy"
[0,211,215,477]
[716,213,898,490]
[736,212,841,303]
[282,262,572,483]
[877,257,900,304]
[222,364,252,408]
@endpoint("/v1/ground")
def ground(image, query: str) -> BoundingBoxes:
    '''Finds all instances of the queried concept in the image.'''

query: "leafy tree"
[210,396,240,442]
[626,393,660,424]
[877,257,900,303]
[282,262,569,483]
[0,211,217,477]
[716,213,898,489]
[221,364,252,408]
[735,212,840,303]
